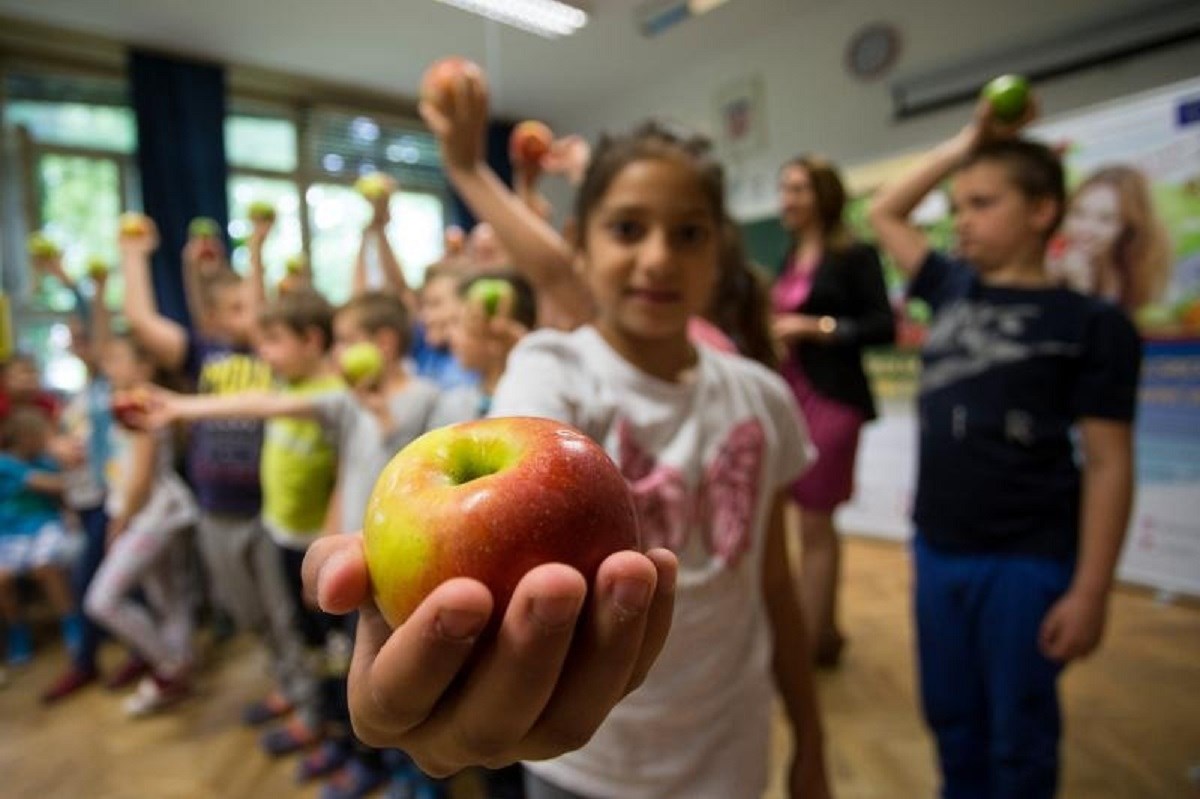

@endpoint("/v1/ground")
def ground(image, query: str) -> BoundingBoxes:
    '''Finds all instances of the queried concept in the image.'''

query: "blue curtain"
[448,120,514,231]
[129,50,229,328]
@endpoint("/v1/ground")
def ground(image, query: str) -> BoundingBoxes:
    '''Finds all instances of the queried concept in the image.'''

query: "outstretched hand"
[302,533,677,777]
[966,95,1040,150]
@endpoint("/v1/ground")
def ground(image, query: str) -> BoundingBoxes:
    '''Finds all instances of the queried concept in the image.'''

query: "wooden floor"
[3,537,1198,799]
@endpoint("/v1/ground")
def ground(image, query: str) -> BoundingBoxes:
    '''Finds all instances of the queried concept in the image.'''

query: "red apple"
[339,341,384,388]
[110,388,151,430]
[119,212,150,238]
[510,121,553,166]
[421,56,486,113]
[363,417,641,629]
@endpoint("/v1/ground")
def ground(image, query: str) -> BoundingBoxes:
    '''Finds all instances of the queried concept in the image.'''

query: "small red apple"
[119,212,150,238]
[110,388,151,430]
[363,417,641,629]
[421,56,486,113]
[510,121,553,166]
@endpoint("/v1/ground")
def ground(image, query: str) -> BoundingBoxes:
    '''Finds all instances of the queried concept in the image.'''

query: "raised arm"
[119,218,189,371]
[151,387,319,425]
[867,99,1036,278]
[420,80,593,328]
[246,217,272,316]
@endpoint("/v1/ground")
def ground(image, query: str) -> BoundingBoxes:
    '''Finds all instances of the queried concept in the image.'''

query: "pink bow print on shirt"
[618,419,689,551]
[617,417,765,566]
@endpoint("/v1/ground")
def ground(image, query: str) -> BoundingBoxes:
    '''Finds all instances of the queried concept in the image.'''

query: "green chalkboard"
[739,216,790,276]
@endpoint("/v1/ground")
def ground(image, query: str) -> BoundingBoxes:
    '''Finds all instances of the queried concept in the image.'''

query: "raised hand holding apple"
[419,57,489,174]
[117,213,158,256]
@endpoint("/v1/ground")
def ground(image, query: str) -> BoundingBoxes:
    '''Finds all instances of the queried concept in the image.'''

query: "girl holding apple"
[306,111,832,798]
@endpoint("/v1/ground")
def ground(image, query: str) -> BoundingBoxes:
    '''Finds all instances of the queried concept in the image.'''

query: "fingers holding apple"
[118,213,159,255]
[419,57,488,173]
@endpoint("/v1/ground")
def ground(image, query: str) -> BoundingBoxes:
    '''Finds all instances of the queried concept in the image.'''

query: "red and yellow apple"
[363,417,641,629]
[27,232,60,259]
[339,341,384,388]
[421,56,486,113]
[118,212,150,238]
[982,74,1030,123]
[248,200,276,223]
[110,387,151,430]
[510,121,553,166]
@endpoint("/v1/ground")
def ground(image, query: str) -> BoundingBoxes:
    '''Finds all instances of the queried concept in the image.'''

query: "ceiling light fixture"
[432,0,589,39]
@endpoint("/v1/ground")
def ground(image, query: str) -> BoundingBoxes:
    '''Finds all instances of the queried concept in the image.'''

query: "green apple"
[355,172,395,201]
[339,341,384,388]
[189,217,220,239]
[285,253,308,274]
[363,416,641,629]
[981,74,1030,123]
[86,257,110,280]
[248,201,276,223]
[467,278,515,317]
[26,232,60,259]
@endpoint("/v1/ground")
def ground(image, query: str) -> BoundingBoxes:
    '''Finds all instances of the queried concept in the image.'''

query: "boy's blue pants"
[914,535,1073,799]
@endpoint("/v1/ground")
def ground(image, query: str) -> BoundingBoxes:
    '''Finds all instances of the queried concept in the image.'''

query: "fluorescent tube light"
[433,0,589,39]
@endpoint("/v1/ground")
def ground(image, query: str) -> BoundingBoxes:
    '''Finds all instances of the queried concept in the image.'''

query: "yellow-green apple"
[86,257,110,280]
[119,212,150,238]
[26,232,60,259]
[248,200,276,223]
[339,341,384,388]
[355,172,396,201]
[421,56,486,113]
[285,253,308,274]
[363,417,641,629]
[467,277,514,317]
[188,217,220,239]
[982,74,1030,123]
[510,121,553,166]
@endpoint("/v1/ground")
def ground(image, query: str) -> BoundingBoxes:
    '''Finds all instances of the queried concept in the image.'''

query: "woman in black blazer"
[772,154,895,667]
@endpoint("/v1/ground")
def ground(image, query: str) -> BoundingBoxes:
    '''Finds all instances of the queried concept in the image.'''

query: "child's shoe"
[123,673,191,717]
[261,716,321,756]
[320,757,389,799]
[242,690,294,726]
[104,654,150,690]
[297,739,353,783]
[41,665,99,704]
[5,623,33,666]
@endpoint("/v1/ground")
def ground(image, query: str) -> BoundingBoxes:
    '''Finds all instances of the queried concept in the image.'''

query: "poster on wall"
[837,76,1200,597]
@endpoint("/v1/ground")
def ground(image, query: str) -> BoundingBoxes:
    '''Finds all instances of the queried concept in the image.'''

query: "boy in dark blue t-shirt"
[869,98,1141,798]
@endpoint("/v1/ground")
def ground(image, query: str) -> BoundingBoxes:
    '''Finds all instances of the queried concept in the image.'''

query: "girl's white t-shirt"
[492,325,813,799]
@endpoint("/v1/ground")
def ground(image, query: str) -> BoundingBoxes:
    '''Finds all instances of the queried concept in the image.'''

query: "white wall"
[549,0,1200,220]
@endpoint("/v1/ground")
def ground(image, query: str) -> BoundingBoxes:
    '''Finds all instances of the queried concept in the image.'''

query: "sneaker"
[261,716,321,757]
[5,624,33,666]
[123,674,191,717]
[41,665,99,704]
[320,757,389,799]
[104,654,150,690]
[242,691,294,726]
[297,739,353,783]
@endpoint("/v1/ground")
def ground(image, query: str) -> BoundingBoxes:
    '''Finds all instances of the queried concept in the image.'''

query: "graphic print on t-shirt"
[920,300,1081,395]
[617,416,764,565]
